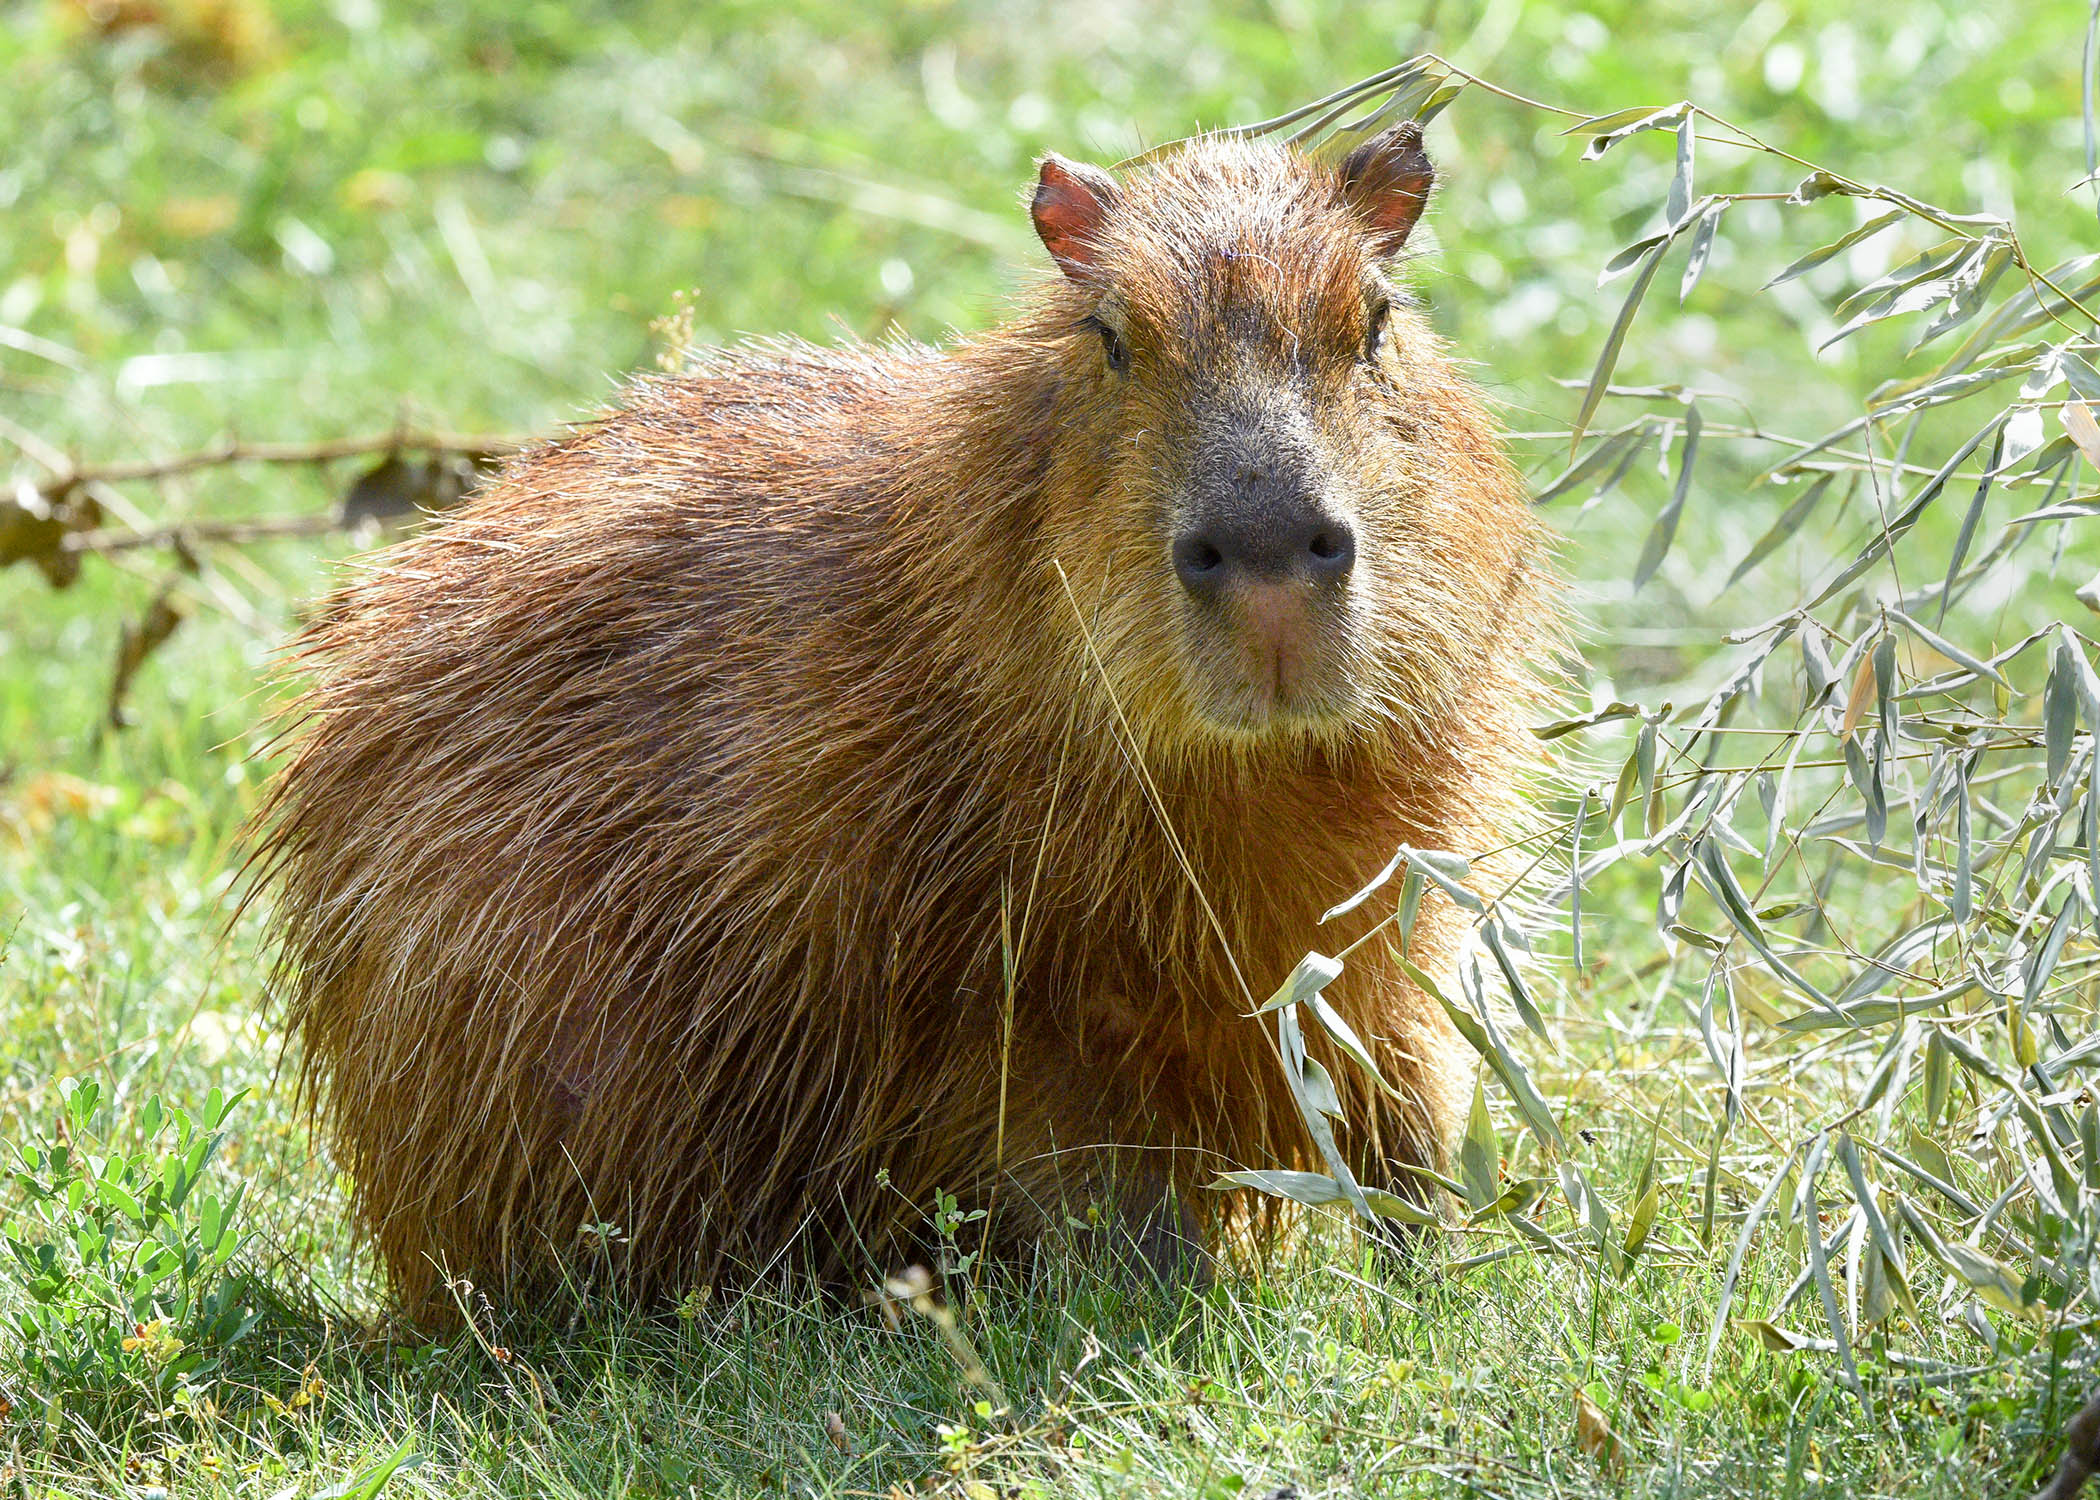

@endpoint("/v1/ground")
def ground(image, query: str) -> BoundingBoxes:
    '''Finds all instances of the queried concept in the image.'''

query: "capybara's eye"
[1086,315,1130,374]
[1364,300,1392,363]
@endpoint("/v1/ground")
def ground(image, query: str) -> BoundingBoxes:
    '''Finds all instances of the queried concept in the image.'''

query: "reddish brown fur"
[251,132,1557,1318]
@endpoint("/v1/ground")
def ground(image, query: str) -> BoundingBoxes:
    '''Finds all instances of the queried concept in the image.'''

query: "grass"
[4,0,2098,1494]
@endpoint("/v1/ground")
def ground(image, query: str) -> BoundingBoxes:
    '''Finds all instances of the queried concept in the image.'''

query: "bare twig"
[35,429,527,500]
[65,514,347,555]
[2,429,533,577]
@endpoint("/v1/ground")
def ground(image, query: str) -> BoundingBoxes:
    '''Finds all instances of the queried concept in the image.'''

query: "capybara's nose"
[1172,509,1355,597]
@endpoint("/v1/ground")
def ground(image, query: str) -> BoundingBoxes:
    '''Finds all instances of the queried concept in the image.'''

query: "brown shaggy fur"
[250,129,1558,1319]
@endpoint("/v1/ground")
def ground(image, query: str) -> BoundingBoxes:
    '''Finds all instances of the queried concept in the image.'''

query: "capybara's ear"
[1031,154,1120,281]
[1339,123,1434,257]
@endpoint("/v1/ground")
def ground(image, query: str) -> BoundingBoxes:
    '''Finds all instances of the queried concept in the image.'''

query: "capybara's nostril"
[1173,532,1228,596]
[1307,522,1356,581]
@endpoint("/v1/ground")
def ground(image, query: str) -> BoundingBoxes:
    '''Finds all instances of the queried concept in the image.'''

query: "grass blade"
[1799,1135,1872,1417]
[1706,1145,1800,1376]
[316,1435,420,1500]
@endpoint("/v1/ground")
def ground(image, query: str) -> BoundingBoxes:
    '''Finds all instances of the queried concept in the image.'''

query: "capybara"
[251,122,1556,1317]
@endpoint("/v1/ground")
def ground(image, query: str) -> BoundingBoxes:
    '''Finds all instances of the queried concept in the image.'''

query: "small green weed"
[3,1078,258,1435]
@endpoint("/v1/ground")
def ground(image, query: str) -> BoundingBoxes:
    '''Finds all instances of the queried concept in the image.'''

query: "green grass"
[4,0,2098,1494]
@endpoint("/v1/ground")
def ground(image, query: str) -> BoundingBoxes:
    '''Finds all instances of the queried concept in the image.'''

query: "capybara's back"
[254,125,1556,1317]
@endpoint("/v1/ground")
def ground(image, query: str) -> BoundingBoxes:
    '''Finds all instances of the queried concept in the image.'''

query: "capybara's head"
[1026,126,1509,750]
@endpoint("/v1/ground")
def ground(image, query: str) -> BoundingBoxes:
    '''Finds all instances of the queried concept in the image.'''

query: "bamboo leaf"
[1887,607,2010,687]
[1831,239,1968,320]
[1399,847,1483,913]
[1360,1187,1443,1225]
[1254,951,1344,1013]
[1689,964,1744,1120]
[1577,101,1691,161]
[1700,1120,1727,1248]
[1468,1175,1553,1221]
[1842,733,1887,848]
[1680,199,1725,303]
[1909,239,2013,350]
[1601,230,1673,285]
[1409,958,1566,1153]
[1728,473,1838,588]
[1763,208,1905,288]
[1559,1162,1621,1277]
[1621,1179,1660,1269]
[1896,1198,2033,1317]
[1634,399,1700,589]
[1459,1076,1499,1213]
[2046,635,2081,783]
[1297,1053,1343,1118]
[1799,1136,1872,1416]
[1571,241,1667,459]
[1805,420,1998,610]
[1694,837,1835,1009]
[1608,734,1644,826]
[1276,1004,1373,1222]
[1482,919,1548,1041]
[2086,0,2099,225]
[1321,848,1406,924]
[1737,1320,1820,1353]
[1564,104,1676,139]
[1216,1170,1444,1228]
[1665,114,1695,227]
[1935,429,2001,622]
[1952,756,1973,922]
[1819,241,1975,352]
[1835,1132,1908,1285]
[2066,399,2100,469]
[1303,992,1399,1097]
[1210,1169,1350,1207]
[1533,424,1650,506]
[1569,788,1590,971]
[1532,701,1644,740]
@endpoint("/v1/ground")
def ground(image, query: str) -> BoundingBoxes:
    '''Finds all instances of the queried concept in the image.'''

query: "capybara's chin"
[1181,673,1366,741]
[251,121,1559,1322]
